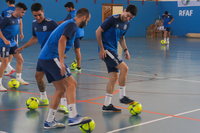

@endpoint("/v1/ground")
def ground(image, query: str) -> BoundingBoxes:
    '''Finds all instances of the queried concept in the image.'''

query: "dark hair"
[64,2,74,8]
[31,3,43,12]
[6,0,15,4]
[76,8,90,19]
[165,11,168,15]
[126,4,138,16]
[16,2,28,10]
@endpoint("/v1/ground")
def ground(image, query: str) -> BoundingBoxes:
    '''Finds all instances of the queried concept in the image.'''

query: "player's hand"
[99,50,107,60]
[4,40,11,47]
[60,63,66,76]
[168,22,171,24]
[64,55,67,59]
[125,50,130,60]
[15,47,24,53]
[19,33,24,41]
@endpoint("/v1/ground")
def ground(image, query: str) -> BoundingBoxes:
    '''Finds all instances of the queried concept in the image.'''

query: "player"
[96,4,138,112]
[162,11,174,44]
[15,3,69,114]
[57,2,84,72]
[1,0,24,76]
[37,8,91,129]
[0,2,29,92]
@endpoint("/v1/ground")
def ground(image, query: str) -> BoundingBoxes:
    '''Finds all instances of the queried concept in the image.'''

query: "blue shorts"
[103,49,123,73]
[0,45,18,57]
[73,37,83,49]
[164,27,171,32]
[37,58,72,83]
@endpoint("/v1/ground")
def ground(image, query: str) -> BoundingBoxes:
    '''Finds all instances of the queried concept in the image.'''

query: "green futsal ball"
[8,79,20,90]
[79,117,95,133]
[160,40,166,44]
[129,102,142,116]
[26,97,39,110]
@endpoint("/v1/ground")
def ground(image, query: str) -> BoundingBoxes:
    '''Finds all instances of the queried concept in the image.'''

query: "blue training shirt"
[32,18,58,49]
[100,14,130,52]
[38,19,77,60]
[1,7,15,18]
[162,14,173,27]
[0,15,20,47]
[63,10,84,38]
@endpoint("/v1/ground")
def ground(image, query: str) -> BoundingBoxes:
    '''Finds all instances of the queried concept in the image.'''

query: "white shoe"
[0,84,7,92]
[17,78,29,85]
[4,69,16,76]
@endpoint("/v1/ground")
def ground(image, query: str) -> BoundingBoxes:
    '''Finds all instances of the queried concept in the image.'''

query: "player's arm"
[0,18,10,46]
[0,29,10,46]
[19,18,24,41]
[168,16,174,24]
[119,36,130,60]
[57,21,64,25]
[96,26,107,60]
[58,35,67,76]
[15,36,38,53]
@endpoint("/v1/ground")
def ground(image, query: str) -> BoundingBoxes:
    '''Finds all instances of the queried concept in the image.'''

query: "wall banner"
[178,0,200,7]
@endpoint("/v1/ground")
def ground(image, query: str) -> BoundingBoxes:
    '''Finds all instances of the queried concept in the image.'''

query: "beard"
[79,20,87,28]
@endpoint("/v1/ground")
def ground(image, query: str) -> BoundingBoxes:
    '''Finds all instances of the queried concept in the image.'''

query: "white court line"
[83,69,200,83]
[107,108,200,133]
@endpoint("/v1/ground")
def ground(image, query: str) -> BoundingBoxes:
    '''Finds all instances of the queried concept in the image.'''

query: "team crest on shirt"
[35,27,37,31]
[116,24,119,28]
[43,26,47,31]
[123,24,127,30]
[12,21,14,24]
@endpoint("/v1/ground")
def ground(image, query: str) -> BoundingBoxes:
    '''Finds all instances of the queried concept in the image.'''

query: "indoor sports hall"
[0,0,200,133]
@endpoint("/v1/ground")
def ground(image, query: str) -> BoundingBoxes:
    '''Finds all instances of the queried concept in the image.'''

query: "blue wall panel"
[0,0,160,42]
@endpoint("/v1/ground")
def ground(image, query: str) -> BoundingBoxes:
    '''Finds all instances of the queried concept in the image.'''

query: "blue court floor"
[0,37,200,133]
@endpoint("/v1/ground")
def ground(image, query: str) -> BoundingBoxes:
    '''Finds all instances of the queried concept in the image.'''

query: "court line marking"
[83,68,200,83]
[107,108,200,133]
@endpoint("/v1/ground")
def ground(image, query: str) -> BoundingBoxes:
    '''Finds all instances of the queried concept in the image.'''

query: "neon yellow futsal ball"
[8,79,20,90]
[71,62,77,69]
[129,102,142,116]
[160,40,166,44]
[79,117,95,133]
[26,97,39,110]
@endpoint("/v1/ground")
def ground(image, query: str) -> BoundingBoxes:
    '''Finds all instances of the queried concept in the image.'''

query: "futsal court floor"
[0,37,200,133]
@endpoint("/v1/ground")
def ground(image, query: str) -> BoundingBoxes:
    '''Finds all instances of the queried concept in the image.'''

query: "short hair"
[6,0,15,4]
[31,3,43,12]
[165,11,168,15]
[126,4,138,16]
[64,2,74,8]
[16,2,28,11]
[76,8,90,19]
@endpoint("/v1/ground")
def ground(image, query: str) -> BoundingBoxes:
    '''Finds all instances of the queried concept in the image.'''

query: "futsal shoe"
[102,104,121,112]
[17,78,29,85]
[37,97,49,106]
[120,96,135,105]
[4,69,16,76]
[44,119,65,129]
[68,114,92,126]
[70,67,81,73]
[57,105,69,114]
[0,84,7,92]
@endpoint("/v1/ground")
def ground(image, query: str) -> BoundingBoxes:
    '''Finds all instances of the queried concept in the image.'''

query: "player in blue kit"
[15,3,69,114]
[96,4,138,112]
[1,0,24,76]
[0,2,29,92]
[57,2,84,72]
[37,8,91,129]
[162,11,174,44]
